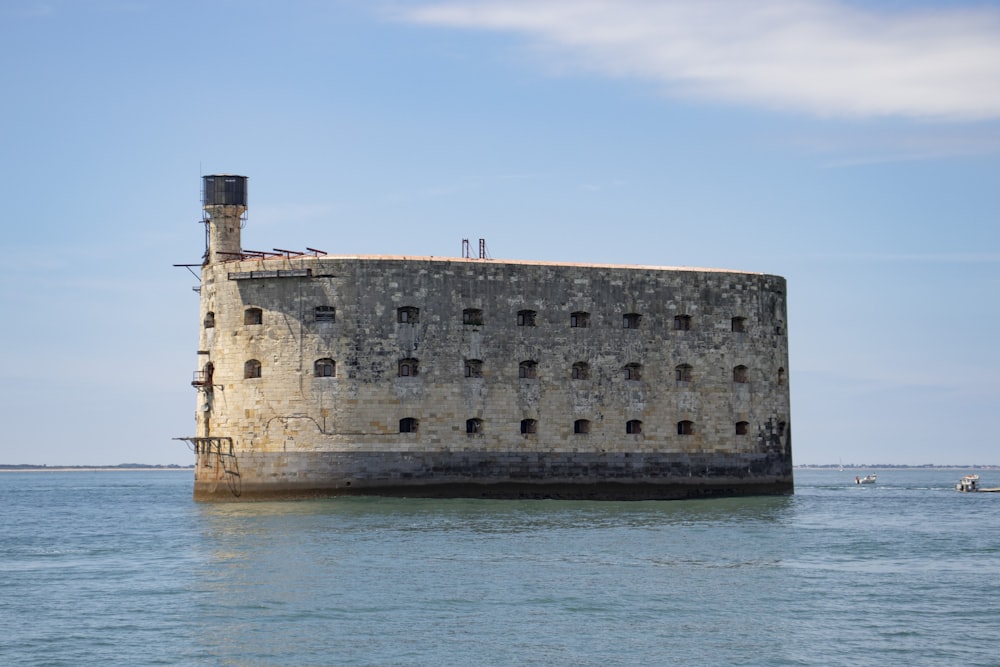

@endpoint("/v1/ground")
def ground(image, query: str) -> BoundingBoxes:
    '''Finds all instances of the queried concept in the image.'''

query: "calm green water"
[1,469,997,666]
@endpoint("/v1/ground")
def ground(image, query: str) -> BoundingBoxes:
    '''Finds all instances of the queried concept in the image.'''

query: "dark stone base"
[193,449,794,502]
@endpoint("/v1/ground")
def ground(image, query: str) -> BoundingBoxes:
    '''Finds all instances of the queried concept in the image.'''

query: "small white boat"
[956,475,980,492]
[855,474,877,485]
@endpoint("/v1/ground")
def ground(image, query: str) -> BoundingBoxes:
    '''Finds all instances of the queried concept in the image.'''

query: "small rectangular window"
[245,308,263,325]
[398,307,419,324]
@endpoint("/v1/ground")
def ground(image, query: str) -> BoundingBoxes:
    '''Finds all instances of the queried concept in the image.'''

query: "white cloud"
[396,0,1000,120]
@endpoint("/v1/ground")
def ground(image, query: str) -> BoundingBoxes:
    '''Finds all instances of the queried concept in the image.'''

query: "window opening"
[570,311,590,328]
[674,314,691,331]
[315,306,336,323]
[398,358,419,377]
[314,358,336,377]
[675,364,693,383]
[574,419,591,434]
[464,359,483,378]
[736,421,749,435]
[244,307,262,325]
[572,362,590,380]
[400,418,419,433]
[520,419,538,435]
[398,306,419,324]
[517,310,537,326]
[733,365,749,384]
[204,311,215,329]
[731,316,746,333]
[463,308,483,325]
[244,359,261,379]
[466,418,483,434]
[519,360,538,379]
[677,420,694,435]
[624,363,642,381]
[626,420,643,435]
[623,313,641,329]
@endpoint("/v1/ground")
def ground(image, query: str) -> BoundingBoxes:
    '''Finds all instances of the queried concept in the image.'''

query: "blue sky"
[1,0,998,466]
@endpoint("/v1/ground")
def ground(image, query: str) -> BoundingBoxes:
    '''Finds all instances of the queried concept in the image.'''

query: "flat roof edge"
[220,253,773,276]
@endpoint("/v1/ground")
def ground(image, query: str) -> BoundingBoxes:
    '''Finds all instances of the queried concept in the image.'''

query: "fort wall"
[189,253,792,500]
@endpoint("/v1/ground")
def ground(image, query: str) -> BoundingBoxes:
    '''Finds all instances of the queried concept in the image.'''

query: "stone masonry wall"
[193,256,790,473]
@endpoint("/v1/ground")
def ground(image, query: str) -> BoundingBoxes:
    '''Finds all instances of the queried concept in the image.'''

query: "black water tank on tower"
[203,175,248,207]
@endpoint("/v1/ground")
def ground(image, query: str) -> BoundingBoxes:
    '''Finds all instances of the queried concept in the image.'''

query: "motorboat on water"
[956,475,980,492]
[855,474,877,485]
[955,475,979,492]
[954,474,1000,492]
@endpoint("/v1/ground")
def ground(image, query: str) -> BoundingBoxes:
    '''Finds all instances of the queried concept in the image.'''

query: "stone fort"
[179,175,792,500]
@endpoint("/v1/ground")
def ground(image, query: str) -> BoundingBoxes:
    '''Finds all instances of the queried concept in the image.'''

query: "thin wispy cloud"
[793,125,1000,165]
[396,0,1000,120]
[252,203,337,228]
[806,252,1000,263]
[6,2,54,18]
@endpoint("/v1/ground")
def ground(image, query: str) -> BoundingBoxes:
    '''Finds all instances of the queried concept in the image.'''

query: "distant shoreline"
[2,464,995,472]
[0,465,193,472]
[795,464,998,470]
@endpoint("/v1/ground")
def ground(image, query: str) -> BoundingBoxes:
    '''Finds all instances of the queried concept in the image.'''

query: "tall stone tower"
[202,175,247,264]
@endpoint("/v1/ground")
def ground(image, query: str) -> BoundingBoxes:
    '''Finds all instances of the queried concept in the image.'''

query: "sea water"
[1,468,997,666]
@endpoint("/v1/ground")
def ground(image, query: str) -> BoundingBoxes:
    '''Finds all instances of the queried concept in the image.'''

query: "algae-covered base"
[193,450,793,501]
